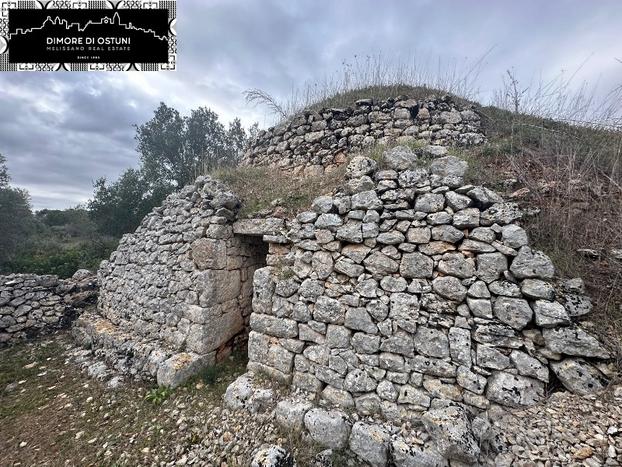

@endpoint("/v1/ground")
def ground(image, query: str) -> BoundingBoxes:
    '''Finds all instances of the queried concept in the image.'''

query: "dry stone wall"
[246,146,613,417]
[242,95,484,175]
[0,271,97,345]
[73,176,271,387]
[74,94,613,408]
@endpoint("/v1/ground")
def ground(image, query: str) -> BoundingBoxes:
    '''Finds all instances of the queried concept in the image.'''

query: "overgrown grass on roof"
[212,165,346,218]
[307,84,474,111]
[245,53,486,119]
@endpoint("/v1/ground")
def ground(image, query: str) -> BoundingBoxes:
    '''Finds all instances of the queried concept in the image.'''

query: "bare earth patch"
[0,332,287,466]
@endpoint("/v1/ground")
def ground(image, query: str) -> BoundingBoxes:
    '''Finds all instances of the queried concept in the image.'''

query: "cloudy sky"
[1,0,621,210]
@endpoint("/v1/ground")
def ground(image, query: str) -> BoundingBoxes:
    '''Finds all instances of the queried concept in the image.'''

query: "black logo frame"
[0,0,177,71]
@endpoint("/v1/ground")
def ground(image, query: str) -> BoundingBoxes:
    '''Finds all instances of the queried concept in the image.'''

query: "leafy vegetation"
[88,168,167,238]
[0,167,118,277]
[136,103,249,190]
[89,103,255,238]
[0,103,256,276]
[0,154,36,266]
[144,386,174,406]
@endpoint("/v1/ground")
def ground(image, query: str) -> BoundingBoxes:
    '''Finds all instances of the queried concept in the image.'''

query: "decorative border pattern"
[0,0,176,71]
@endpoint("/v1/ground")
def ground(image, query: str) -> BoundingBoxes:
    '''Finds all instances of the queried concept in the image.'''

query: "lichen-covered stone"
[543,327,610,359]
[303,408,351,449]
[348,422,390,467]
[422,406,480,463]
[486,371,544,407]
[550,358,608,395]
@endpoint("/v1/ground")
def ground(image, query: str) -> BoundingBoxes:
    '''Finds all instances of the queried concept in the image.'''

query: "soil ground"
[0,331,263,466]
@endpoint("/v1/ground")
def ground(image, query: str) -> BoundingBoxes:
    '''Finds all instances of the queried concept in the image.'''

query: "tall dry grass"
[245,53,489,120]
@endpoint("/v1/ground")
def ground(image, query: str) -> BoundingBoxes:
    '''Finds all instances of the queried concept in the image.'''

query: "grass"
[479,105,622,182]
[212,165,346,218]
[361,138,428,170]
[307,84,474,111]
[455,116,622,348]
[244,53,487,121]
[0,339,62,418]
[186,349,248,393]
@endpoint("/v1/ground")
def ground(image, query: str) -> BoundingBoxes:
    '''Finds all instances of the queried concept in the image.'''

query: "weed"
[144,386,173,406]
[184,350,248,398]
[244,52,487,121]
[186,431,202,447]
[276,267,295,280]
[212,165,346,218]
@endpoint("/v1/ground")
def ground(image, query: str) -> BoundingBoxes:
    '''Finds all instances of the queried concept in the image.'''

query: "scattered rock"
[251,445,296,467]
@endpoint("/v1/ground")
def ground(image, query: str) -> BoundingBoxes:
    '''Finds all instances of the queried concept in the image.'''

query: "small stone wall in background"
[0,270,97,345]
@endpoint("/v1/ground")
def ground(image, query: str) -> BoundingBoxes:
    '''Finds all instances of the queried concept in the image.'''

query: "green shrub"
[5,238,117,278]
[144,386,173,406]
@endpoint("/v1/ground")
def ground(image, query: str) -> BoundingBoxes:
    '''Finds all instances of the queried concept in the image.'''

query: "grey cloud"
[1,0,620,209]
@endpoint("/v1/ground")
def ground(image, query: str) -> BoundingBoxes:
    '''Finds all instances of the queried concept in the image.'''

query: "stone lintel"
[233,218,285,236]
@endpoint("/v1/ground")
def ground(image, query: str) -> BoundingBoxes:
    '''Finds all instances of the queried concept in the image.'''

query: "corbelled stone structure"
[244,148,612,417]
[242,95,484,175]
[59,95,617,466]
[223,147,615,466]
[0,270,97,345]
[75,96,612,412]
[73,177,272,386]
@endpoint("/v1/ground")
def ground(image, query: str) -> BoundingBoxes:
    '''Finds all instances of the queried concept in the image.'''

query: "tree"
[135,103,247,190]
[0,155,35,265]
[135,103,185,191]
[88,168,166,237]
[89,104,251,238]
[227,118,247,163]
[0,153,9,188]
[183,106,229,178]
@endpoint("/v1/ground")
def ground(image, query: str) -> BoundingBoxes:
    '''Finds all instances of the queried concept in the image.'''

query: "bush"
[5,238,118,278]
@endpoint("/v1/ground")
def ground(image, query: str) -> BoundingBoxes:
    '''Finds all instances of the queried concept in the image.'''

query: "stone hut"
[75,95,613,408]
[73,178,279,386]
[243,150,611,417]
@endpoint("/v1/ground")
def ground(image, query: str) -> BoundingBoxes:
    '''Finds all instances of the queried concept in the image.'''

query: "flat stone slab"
[157,352,215,388]
[73,311,215,388]
[233,218,285,236]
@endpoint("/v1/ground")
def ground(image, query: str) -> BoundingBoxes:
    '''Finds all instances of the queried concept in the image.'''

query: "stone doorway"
[233,233,269,355]
[226,218,284,361]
